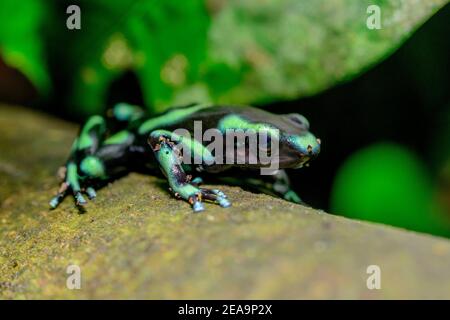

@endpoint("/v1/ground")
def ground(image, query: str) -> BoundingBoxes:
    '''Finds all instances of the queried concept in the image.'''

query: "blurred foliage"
[59,0,210,114]
[0,0,50,94]
[331,143,450,237]
[0,0,448,115]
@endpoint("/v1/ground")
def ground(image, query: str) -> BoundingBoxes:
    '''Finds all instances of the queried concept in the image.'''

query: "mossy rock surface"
[1,104,450,299]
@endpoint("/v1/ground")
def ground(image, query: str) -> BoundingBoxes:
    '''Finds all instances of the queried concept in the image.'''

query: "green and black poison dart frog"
[49,103,321,212]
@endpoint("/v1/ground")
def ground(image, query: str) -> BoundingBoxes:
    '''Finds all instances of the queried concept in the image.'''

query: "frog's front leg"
[271,170,304,204]
[148,130,231,212]
[49,115,107,208]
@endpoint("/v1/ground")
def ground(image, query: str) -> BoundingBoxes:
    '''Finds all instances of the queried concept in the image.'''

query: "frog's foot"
[49,182,89,209]
[200,188,231,208]
[49,161,99,209]
[183,187,231,212]
[49,181,70,209]
[173,185,231,213]
[49,182,97,209]
[283,189,303,204]
[282,189,312,207]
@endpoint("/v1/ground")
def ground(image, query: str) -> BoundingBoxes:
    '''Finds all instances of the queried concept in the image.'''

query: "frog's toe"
[74,192,87,206]
[49,195,63,209]
[85,187,97,200]
[200,188,231,208]
[217,197,231,208]
[49,182,69,209]
[192,201,205,213]
[212,189,227,199]
[189,195,205,213]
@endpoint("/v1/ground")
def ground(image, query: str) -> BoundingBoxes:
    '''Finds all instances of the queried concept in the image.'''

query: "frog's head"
[277,113,321,169]
[252,112,321,170]
[218,110,320,170]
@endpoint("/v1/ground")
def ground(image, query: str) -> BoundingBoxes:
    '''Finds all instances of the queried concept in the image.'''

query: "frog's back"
[134,104,256,134]
[132,103,306,147]
[170,104,304,136]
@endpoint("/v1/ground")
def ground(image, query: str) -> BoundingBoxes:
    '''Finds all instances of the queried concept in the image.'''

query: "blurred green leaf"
[205,0,449,104]
[65,0,448,115]
[0,0,50,94]
[331,143,450,237]
[59,0,210,115]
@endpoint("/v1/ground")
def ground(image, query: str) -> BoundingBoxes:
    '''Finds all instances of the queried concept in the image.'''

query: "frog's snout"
[295,136,321,168]
[299,137,321,158]
[306,138,321,156]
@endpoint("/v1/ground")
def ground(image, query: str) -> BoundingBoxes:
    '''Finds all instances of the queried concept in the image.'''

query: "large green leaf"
[0,0,51,94]
[204,0,449,104]
[65,0,448,115]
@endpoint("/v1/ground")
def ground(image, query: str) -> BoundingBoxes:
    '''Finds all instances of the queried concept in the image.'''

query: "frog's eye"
[287,113,310,130]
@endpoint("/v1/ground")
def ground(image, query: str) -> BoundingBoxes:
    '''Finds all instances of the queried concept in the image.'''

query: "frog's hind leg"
[50,106,143,209]
[50,134,136,210]
[148,130,231,212]
[50,115,108,208]
[219,169,305,205]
